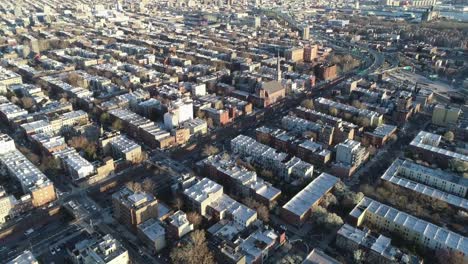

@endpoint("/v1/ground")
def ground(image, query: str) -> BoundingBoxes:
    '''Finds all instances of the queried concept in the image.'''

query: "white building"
[335,139,367,167]
[0,186,17,224]
[137,218,166,253]
[54,148,95,180]
[7,250,38,264]
[70,234,129,264]
[163,99,193,128]
[167,210,194,239]
[350,197,468,260]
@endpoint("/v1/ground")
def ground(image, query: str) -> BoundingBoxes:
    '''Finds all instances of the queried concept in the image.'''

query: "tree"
[100,112,110,125]
[202,144,219,157]
[449,159,468,173]
[112,119,123,131]
[353,249,365,264]
[435,249,465,264]
[310,206,343,229]
[125,181,143,192]
[319,192,338,208]
[367,145,377,156]
[206,118,214,128]
[389,134,398,142]
[173,196,184,210]
[68,136,89,150]
[300,99,314,109]
[21,97,35,109]
[243,197,269,223]
[170,230,215,264]
[186,212,203,228]
[260,169,274,179]
[443,131,454,142]
[329,107,339,116]
[142,178,156,194]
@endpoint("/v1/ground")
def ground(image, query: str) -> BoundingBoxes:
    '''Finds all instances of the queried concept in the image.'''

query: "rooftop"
[282,173,339,217]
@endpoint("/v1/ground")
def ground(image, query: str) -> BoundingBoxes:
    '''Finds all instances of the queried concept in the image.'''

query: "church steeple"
[277,51,281,82]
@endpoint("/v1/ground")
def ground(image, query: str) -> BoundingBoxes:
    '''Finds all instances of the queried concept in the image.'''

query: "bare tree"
[170,230,215,264]
[443,131,454,142]
[142,178,156,194]
[112,119,123,131]
[300,99,314,110]
[173,196,184,210]
[186,212,203,229]
[243,197,269,223]
[202,144,219,157]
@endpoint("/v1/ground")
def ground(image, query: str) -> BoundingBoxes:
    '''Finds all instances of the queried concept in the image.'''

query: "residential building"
[335,139,368,167]
[69,234,129,264]
[112,187,159,229]
[0,186,17,224]
[315,97,383,127]
[363,124,397,147]
[336,224,421,264]
[281,173,339,226]
[0,135,56,207]
[183,178,257,227]
[409,131,468,168]
[101,134,142,163]
[199,153,281,207]
[432,104,462,127]
[381,158,468,210]
[349,197,468,260]
[231,135,314,181]
[7,250,38,264]
[137,218,166,253]
[54,148,95,180]
[166,210,194,239]
[285,47,304,62]
[302,248,340,264]
[0,66,22,86]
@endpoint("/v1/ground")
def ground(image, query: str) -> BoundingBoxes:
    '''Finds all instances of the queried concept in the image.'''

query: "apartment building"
[112,187,159,229]
[432,104,462,127]
[183,178,257,227]
[0,134,56,207]
[137,218,166,253]
[0,66,23,86]
[281,173,339,226]
[363,124,397,147]
[231,135,314,181]
[285,47,304,62]
[54,148,95,180]
[101,134,142,163]
[0,99,28,123]
[335,139,368,167]
[0,186,18,224]
[20,110,88,136]
[302,249,340,264]
[349,197,468,260]
[294,106,356,143]
[199,153,281,207]
[163,98,194,128]
[381,158,468,210]
[336,224,421,264]
[409,131,468,168]
[108,108,175,149]
[69,234,129,264]
[30,133,68,155]
[315,97,383,127]
[281,116,335,146]
[166,210,194,239]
